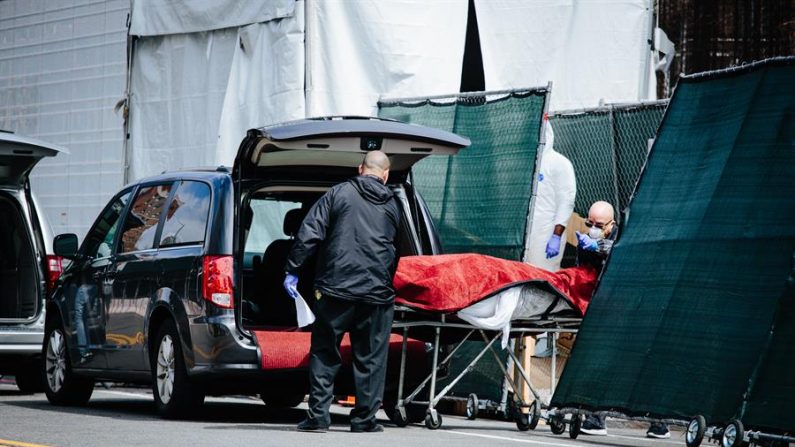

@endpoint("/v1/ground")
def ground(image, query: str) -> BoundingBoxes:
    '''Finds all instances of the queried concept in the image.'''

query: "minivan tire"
[42,324,94,406]
[14,363,45,393]
[151,320,204,419]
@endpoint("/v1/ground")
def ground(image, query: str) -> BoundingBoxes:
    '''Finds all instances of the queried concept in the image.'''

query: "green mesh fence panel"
[550,101,667,220]
[551,58,795,430]
[613,104,667,212]
[550,111,615,217]
[379,90,547,260]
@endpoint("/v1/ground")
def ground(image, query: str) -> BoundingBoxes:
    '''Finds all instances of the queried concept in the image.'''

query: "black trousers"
[306,296,394,428]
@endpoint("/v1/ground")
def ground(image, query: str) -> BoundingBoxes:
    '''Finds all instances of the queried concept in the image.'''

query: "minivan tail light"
[45,255,63,294]
[202,255,234,309]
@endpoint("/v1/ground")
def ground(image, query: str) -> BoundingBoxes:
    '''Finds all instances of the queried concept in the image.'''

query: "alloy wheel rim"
[156,334,175,404]
[723,425,737,446]
[45,330,66,393]
[687,419,699,442]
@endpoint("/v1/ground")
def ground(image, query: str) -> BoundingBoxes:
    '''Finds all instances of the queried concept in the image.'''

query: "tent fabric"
[129,0,294,36]
[306,0,469,117]
[215,5,306,164]
[128,30,238,180]
[394,254,598,315]
[379,90,547,260]
[550,58,795,430]
[474,0,654,110]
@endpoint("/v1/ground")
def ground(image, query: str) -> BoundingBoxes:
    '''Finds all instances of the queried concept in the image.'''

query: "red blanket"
[394,254,599,315]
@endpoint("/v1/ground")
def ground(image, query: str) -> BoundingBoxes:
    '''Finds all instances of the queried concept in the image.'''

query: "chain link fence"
[550,100,669,222]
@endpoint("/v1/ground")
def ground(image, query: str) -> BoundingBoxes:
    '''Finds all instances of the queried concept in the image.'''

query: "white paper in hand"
[293,291,316,327]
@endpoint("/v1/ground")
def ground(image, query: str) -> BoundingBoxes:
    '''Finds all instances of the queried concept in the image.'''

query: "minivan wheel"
[15,362,45,393]
[43,326,94,406]
[151,320,204,419]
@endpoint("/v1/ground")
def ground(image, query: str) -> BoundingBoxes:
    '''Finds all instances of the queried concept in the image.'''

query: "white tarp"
[305,0,470,117]
[128,29,238,180]
[216,3,306,163]
[474,0,654,110]
[129,0,294,36]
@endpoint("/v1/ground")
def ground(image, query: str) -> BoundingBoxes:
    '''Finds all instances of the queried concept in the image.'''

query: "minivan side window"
[119,184,173,253]
[82,190,132,258]
[158,181,211,248]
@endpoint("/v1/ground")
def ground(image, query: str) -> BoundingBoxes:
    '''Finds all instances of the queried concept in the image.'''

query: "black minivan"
[43,117,468,419]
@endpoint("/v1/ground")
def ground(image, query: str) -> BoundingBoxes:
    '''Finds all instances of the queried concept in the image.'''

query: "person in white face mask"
[526,118,576,272]
[574,200,617,269]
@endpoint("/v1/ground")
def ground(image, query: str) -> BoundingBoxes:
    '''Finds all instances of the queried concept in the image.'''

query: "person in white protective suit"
[526,117,576,272]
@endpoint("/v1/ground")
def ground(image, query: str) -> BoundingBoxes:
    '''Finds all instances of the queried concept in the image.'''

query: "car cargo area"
[239,183,428,376]
[239,184,423,331]
[0,193,39,320]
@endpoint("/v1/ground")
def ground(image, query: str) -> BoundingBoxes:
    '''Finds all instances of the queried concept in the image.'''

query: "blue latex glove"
[545,234,562,259]
[283,273,299,299]
[576,231,599,252]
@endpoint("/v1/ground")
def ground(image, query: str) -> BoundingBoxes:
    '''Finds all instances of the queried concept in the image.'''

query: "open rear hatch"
[233,116,470,183]
[232,117,468,379]
[0,131,68,187]
[0,131,67,322]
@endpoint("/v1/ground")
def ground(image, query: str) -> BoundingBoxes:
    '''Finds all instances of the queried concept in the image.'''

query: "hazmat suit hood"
[543,119,555,153]
[349,175,394,205]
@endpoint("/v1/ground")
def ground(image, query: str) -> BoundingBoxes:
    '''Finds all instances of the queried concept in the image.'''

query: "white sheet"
[474,0,654,110]
[457,285,566,349]
[129,0,294,36]
[305,0,469,117]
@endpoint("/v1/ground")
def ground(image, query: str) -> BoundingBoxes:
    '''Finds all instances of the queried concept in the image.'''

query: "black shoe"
[350,423,384,433]
[297,419,329,433]
[646,422,670,439]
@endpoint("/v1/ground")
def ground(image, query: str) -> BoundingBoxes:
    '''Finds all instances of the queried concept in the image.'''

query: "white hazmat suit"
[526,120,576,272]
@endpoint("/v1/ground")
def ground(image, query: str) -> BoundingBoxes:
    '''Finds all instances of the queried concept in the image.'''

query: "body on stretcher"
[387,254,597,430]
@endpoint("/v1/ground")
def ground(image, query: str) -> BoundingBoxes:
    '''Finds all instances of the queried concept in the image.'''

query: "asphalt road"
[0,379,686,447]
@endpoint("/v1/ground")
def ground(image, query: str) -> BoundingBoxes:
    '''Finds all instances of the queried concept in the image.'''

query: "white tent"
[0,0,656,236]
[127,0,655,180]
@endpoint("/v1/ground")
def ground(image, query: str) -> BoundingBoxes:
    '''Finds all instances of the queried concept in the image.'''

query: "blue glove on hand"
[545,234,562,259]
[576,231,599,252]
[283,273,299,299]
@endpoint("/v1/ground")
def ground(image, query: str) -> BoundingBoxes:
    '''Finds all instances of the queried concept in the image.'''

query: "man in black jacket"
[284,150,401,433]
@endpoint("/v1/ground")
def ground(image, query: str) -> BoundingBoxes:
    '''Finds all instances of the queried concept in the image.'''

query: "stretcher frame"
[390,304,581,430]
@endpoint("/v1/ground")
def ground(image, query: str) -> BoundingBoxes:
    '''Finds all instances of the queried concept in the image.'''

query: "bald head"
[588,201,614,222]
[359,150,390,184]
[587,201,616,237]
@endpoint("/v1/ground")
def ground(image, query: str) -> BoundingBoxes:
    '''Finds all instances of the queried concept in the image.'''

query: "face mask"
[588,227,604,239]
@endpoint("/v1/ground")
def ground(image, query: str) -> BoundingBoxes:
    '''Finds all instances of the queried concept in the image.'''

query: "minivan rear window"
[159,181,211,248]
[119,184,173,253]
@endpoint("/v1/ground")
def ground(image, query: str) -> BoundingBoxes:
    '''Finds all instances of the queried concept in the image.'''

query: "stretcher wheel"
[425,410,442,430]
[549,415,566,435]
[569,413,582,439]
[466,393,478,420]
[515,412,531,431]
[721,419,744,447]
[384,400,425,427]
[686,415,707,447]
[528,400,540,430]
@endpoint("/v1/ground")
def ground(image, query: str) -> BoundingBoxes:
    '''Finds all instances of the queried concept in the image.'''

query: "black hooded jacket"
[285,175,402,305]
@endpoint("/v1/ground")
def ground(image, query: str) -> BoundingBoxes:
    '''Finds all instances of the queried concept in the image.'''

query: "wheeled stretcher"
[386,254,598,430]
